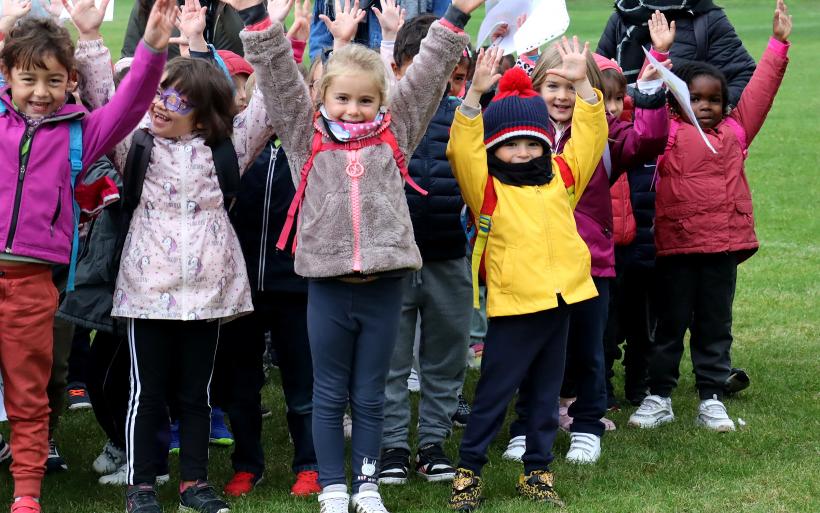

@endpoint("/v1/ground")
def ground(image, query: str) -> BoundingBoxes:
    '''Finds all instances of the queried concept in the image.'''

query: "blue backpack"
[0,101,83,291]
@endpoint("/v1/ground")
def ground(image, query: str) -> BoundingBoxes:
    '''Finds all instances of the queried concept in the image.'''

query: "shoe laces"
[354,490,388,513]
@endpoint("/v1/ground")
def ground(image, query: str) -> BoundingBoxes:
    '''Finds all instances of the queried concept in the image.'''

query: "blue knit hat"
[483,67,551,150]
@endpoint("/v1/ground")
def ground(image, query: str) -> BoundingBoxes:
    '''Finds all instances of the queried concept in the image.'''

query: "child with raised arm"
[629,0,792,432]
[228,0,478,511]
[447,41,607,511]
[0,0,174,511]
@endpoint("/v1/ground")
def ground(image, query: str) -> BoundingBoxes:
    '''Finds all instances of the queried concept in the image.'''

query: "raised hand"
[286,0,311,40]
[648,10,675,53]
[174,0,208,43]
[547,36,589,83]
[318,0,365,47]
[44,0,64,20]
[268,0,294,24]
[2,0,32,22]
[772,0,792,42]
[62,0,111,40]
[143,0,178,51]
[169,35,191,57]
[372,0,405,41]
[451,0,485,15]
[639,59,672,82]
[470,46,503,95]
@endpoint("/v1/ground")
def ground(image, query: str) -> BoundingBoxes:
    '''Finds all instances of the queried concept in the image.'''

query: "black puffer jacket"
[596,0,756,107]
[405,94,466,262]
[121,0,244,59]
[229,141,307,294]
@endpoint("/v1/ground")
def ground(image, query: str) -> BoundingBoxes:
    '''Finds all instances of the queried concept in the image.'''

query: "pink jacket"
[0,41,165,264]
[655,38,789,261]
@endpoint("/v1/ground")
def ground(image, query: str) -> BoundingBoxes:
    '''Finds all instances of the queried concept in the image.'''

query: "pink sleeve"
[729,38,789,147]
[608,104,668,179]
[289,37,306,64]
[637,48,670,82]
[80,41,166,170]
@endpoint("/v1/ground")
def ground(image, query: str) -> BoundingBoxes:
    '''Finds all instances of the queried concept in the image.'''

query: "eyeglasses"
[155,87,195,115]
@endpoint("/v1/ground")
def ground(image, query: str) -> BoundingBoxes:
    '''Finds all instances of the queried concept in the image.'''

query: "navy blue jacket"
[230,141,306,294]
[405,94,466,262]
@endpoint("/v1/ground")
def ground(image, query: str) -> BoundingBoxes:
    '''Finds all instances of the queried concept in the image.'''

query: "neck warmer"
[319,105,387,143]
[487,153,553,186]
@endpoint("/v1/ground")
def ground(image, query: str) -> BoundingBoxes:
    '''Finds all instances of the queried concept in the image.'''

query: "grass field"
[3,0,819,511]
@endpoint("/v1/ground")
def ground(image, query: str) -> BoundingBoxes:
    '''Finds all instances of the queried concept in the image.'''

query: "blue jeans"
[307,277,405,492]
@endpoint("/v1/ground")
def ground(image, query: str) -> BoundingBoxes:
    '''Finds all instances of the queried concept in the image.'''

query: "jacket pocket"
[497,245,517,292]
[50,186,63,236]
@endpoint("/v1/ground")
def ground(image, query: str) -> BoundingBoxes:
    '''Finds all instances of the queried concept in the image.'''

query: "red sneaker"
[291,470,321,496]
[10,497,41,513]
[223,471,262,497]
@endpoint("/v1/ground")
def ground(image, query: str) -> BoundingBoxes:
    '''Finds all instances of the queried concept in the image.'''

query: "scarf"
[319,105,388,143]
[487,153,553,186]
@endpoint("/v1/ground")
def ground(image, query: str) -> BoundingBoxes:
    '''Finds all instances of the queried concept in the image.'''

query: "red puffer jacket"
[655,39,789,263]
[611,97,636,246]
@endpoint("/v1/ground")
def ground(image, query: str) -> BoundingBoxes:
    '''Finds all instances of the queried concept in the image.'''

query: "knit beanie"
[216,50,254,77]
[483,67,551,150]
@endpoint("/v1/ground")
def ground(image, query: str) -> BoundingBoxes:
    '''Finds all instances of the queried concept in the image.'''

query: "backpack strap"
[554,155,576,204]
[723,117,749,159]
[693,14,709,62]
[470,177,497,308]
[378,129,427,196]
[601,144,612,180]
[66,120,83,292]
[277,130,324,252]
[207,138,241,212]
[122,129,155,213]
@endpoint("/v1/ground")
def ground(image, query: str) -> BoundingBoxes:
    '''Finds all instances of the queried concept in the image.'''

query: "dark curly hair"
[393,14,437,69]
[668,61,730,116]
[1,17,75,76]
[161,57,235,145]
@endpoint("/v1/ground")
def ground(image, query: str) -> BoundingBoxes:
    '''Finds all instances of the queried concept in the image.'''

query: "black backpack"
[113,129,241,268]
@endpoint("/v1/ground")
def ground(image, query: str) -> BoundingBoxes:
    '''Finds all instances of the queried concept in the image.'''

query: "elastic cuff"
[289,37,306,64]
[459,103,481,118]
[13,477,43,498]
[767,37,790,58]
[237,2,268,26]
[247,17,273,32]
[139,39,162,54]
[442,5,470,31]
[189,49,213,60]
[649,48,670,62]
[76,38,106,50]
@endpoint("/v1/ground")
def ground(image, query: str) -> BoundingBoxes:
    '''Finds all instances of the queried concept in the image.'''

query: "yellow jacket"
[447,91,608,318]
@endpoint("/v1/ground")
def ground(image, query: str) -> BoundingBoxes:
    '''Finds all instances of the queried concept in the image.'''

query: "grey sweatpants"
[382,258,472,451]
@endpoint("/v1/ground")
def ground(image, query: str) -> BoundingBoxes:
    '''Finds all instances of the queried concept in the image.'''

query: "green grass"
[5,0,820,511]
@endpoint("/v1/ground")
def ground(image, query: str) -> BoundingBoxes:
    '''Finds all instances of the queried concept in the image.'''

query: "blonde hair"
[317,44,389,109]
[531,45,603,92]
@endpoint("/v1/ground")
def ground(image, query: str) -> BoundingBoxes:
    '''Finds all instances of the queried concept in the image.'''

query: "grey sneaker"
[179,481,230,513]
[697,395,736,432]
[126,484,161,513]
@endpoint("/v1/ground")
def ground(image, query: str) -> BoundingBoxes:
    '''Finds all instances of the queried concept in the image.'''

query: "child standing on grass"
[629,0,792,432]
[74,0,284,510]
[0,0,174,511]
[447,41,607,511]
[229,0,478,511]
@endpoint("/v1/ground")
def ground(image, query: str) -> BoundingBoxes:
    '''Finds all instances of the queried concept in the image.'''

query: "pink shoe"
[10,497,41,513]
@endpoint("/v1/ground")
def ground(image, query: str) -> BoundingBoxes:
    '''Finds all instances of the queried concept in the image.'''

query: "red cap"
[216,50,253,77]
[593,52,623,74]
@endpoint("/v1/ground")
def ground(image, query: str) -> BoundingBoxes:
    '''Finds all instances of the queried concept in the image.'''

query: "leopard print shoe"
[516,470,564,507]
[448,468,483,511]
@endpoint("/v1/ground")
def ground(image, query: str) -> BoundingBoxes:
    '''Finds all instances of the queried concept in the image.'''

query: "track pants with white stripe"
[125,318,220,485]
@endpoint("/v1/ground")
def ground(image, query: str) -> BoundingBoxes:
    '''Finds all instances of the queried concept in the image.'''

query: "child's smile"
[3,54,70,119]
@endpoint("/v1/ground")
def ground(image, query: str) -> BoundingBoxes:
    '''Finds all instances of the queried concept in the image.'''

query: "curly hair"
[667,61,730,116]
[1,17,75,76]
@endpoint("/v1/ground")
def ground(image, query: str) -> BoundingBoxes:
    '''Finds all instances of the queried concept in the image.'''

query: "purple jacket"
[554,103,668,277]
[0,41,165,264]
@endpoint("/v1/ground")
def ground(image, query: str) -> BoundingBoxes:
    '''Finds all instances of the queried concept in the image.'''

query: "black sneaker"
[452,395,471,428]
[46,439,68,473]
[378,447,410,485]
[415,443,456,482]
[0,433,11,464]
[126,484,162,513]
[448,468,482,511]
[179,481,230,513]
[66,382,92,410]
[516,470,564,507]
[725,368,750,395]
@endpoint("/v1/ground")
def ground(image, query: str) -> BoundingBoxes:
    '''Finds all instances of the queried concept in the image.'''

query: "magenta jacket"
[655,39,789,262]
[553,101,668,277]
[0,41,165,264]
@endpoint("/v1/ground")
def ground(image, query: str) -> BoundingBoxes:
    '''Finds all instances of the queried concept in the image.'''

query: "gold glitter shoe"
[516,470,564,507]
[448,468,483,511]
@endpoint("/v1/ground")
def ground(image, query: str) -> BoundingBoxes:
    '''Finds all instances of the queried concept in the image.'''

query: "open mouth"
[28,101,51,114]
[152,110,172,125]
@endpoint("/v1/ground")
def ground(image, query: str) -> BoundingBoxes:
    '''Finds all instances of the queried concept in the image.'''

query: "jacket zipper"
[50,186,63,236]
[5,125,37,253]
[346,150,364,272]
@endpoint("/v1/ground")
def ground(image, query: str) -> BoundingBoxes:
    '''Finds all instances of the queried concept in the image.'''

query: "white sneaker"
[92,441,126,474]
[351,483,390,513]
[628,395,674,428]
[697,395,736,432]
[407,368,420,393]
[98,464,170,486]
[318,484,350,513]
[565,432,601,464]
[502,435,526,462]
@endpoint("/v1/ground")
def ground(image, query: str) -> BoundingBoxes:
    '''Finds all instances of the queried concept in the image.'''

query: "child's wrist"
[78,30,103,42]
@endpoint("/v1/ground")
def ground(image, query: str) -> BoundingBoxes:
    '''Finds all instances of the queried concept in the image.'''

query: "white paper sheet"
[643,47,717,153]
[477,0,569,56]
[0,0,115,22]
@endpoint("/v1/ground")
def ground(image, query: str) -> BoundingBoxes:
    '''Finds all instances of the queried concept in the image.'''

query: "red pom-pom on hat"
[492,66,539,101]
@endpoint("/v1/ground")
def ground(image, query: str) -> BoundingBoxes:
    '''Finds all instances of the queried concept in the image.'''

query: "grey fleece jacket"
[241,22,469,279]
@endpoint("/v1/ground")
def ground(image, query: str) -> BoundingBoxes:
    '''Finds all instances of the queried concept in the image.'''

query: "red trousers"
[0,263,57,498]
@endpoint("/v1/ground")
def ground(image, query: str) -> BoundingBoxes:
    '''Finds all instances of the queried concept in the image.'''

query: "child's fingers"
[318,13,331,27]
